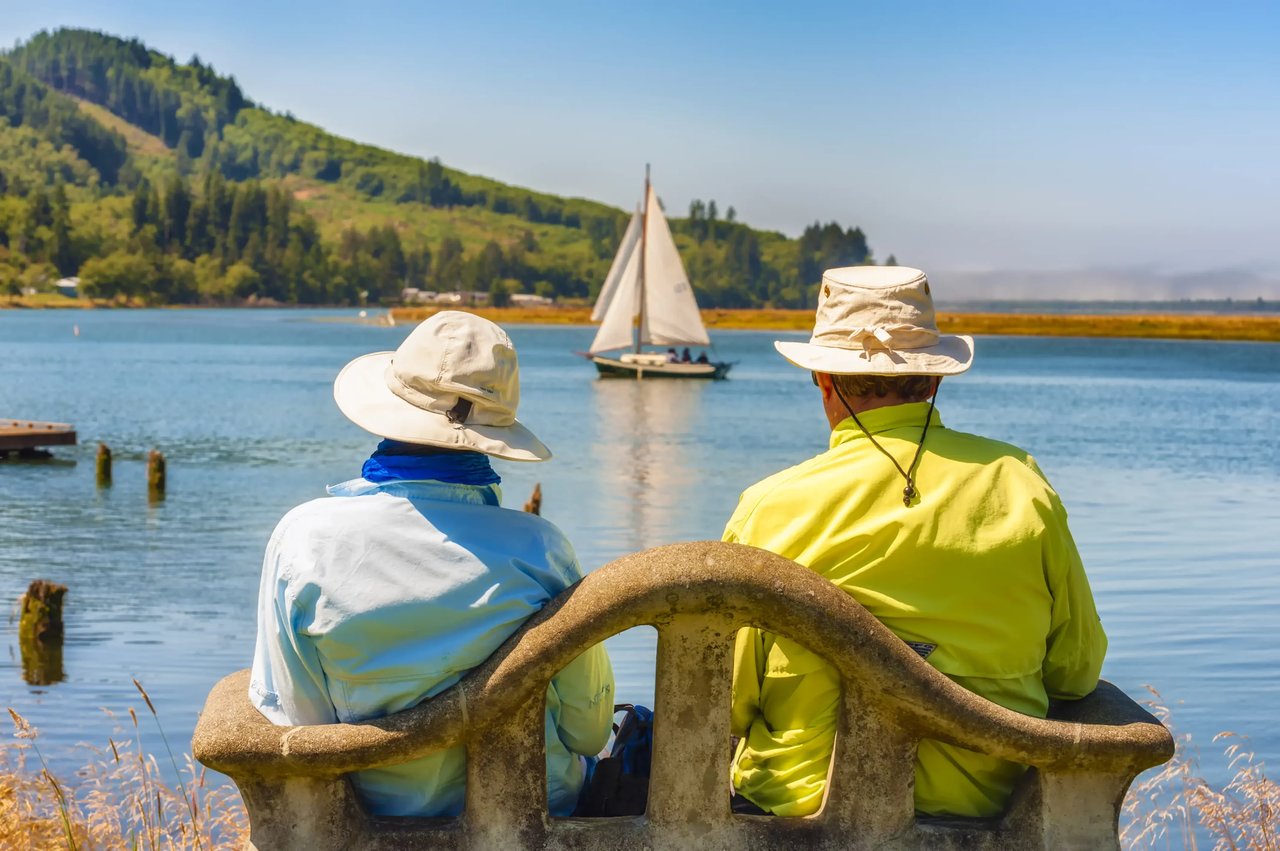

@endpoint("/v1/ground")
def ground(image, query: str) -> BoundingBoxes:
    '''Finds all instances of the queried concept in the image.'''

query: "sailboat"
[584,168,732,380]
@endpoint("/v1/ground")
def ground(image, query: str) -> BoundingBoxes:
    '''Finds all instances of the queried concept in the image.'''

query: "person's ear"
[816,371,836,403]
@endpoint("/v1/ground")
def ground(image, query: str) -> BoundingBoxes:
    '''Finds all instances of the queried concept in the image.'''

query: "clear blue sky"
[5,2,1278,295]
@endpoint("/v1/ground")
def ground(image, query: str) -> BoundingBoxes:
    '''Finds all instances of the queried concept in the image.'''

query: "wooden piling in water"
[523,483,542,515]
[18,580,66,643]
[18,579,67,685]
[96,442,113,486]
[147,449,166,501]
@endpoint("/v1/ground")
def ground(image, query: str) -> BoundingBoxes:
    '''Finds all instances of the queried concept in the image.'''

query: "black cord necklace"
[831,382,938,507]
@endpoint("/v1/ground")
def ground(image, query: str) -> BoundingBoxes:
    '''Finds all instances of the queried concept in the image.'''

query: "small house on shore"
[400,289,491,306]
[510,293,554,307]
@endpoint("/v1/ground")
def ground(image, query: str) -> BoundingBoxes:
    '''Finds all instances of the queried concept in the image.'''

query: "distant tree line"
[681,199,873,307]
[0,172,607,306]
[0,27,885,308]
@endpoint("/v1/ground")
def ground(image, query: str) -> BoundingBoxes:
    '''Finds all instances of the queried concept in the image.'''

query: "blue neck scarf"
[361,440,501,487]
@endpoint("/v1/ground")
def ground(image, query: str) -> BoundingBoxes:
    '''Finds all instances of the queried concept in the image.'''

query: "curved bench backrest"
[193,541,1172,850]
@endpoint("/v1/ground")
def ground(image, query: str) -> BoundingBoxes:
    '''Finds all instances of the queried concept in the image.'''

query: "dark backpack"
[578,704,653,816]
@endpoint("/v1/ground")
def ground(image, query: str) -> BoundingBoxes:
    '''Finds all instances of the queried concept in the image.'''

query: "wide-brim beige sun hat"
[774,265,974,376]
[333,311,551,462]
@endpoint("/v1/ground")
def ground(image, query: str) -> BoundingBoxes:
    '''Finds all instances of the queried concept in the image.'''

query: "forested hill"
[0,28,882,307]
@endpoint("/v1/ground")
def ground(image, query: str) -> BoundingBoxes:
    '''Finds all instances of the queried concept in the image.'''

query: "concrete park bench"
[193,541,1173,850]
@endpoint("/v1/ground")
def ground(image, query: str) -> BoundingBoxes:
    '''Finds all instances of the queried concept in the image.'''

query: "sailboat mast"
[635,164,650,354]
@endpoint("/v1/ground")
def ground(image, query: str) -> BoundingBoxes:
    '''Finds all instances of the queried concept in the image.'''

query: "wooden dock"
[0,419,78,457]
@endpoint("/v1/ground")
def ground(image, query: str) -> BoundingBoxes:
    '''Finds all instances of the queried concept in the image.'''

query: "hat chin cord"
[830,381,938,508]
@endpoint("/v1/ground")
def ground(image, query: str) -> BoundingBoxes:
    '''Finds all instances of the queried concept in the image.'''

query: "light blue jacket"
[249,477,615,817]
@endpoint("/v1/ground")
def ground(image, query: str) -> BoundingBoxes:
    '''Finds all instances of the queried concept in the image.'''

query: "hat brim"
[774,334,974,376]
[333,352,552,462]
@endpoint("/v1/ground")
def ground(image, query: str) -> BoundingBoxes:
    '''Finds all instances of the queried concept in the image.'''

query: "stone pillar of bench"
[646,615,736,841]
[238,776,363,851]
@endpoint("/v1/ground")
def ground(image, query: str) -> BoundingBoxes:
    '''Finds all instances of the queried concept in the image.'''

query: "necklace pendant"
[903,485,916,507]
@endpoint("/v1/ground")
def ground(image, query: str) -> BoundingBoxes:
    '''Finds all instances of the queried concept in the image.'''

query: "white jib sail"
[588,233,642,354]
[640,185,710,348]
[591,209,641,323]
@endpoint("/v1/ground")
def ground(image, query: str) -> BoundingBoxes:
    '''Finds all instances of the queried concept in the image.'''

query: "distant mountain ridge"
[0,27,878,307]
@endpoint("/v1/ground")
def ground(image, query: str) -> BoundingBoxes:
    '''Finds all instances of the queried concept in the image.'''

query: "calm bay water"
[1,309,1277,790]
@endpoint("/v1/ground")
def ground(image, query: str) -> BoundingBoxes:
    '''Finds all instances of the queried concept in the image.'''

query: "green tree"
[193,254,228,301]
[490,277,520,307]
[1,262,21,302]
[130,182,151,234]
[224,261,261,299]
[79,250,156,301]
[161,178,191,248]
[433,237,464,290]
[151,256,197,304]
[48,183,75,275]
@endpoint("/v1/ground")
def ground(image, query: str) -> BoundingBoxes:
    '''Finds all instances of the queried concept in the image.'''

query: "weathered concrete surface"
[193,541,1173,850]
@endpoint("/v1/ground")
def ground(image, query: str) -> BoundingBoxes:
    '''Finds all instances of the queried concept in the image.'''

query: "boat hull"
[591,356,732,380]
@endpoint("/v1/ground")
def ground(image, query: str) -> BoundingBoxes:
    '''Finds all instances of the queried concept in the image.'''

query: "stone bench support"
[193,542,1173,850]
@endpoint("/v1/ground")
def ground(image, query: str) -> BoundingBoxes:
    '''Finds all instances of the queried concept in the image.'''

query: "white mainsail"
[639,185,710,348]
[588,182,710,354]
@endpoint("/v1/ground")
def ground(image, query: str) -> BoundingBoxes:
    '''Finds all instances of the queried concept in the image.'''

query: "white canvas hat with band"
[333,311,551,462]
[774,266,974,376]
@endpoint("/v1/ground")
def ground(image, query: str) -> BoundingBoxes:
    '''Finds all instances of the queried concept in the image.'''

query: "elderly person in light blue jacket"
[249,311,614,817]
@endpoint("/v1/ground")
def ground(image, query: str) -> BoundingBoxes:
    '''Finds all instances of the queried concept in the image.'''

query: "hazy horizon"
[4,2,1278,297]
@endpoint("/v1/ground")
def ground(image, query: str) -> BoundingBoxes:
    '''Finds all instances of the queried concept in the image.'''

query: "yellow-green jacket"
[726,402,1107,818]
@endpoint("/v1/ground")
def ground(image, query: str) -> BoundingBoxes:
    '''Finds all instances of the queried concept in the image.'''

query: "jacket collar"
[326,477,502,506]
[829,401,944,450]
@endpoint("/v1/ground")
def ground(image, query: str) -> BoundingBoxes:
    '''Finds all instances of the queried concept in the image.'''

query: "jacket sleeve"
[249,524,338,726]
[1040,491,1108,701]
[730,627,767,737]
[724,518,766,737]
[541,532,615,755]
[551,642,615,755]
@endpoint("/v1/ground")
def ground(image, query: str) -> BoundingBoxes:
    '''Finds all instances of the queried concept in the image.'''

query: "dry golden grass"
[70,97,171,159]
[940,312,1280,343]
[2,695,248,850]
[391,305,596,326]
[1,294,103,309]
[1121,688,1279,850]
[388,306,1280,342]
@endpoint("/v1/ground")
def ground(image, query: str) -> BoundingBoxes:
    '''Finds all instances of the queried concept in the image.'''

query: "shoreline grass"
[5,297,1278,342]
[1120,689,1279,849]
[2,705,247,850]
[390,305,1280,343]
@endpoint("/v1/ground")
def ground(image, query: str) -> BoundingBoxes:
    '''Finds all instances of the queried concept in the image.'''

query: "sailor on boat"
[583,167,732,380]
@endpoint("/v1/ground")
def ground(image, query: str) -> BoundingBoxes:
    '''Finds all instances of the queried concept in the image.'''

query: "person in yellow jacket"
[726,266,1107,818]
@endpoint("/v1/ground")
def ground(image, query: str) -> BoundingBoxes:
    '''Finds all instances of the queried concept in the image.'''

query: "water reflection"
[20,634,64,686]
[0,455,77,468]
[590,379,709,554]
[581,379,714,711]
